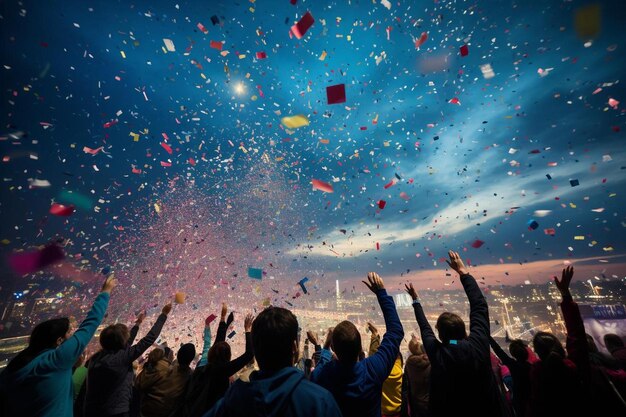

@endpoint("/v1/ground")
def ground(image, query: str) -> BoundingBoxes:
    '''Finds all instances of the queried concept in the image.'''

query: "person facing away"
[401,335,430,417]
[404,250,504,417]
[489,337,532,417]
[0,276,117,417]
[83,302,172,417]
[311,272,405,417]
[367,321,403,417]
[604,334,626,371]
[202,306,342,417]
[135,343,196,417]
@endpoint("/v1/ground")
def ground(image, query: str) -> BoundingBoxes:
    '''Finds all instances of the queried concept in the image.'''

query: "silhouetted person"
[604,334,626,371]
[489,337,532,417]
[0,276,117,417]
[401,335,430,417]
[311,272,404,417]
[84,302,172,417]
[405,251,504,417]
[203,306,342,417]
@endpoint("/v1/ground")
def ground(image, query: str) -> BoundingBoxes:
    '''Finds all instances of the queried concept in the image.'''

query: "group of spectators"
[1,250,625,417]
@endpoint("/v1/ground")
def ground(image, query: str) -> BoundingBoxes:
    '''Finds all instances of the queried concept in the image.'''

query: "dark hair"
[331,321,362,363]
[252,306,298,372]
[604,334,624,352]
[99,323,130,351]
[207,341,231,365]
[585,334,599,353]
[177,343,196,367]
[533,331,566,369]
[436,312,467,344]
[6,318,70,373]
[509,339,529,362]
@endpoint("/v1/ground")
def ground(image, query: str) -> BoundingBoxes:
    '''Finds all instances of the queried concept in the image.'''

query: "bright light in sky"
[234,82,245,95]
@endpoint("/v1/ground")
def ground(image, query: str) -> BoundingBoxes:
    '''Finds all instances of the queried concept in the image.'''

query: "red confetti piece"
[197,22,208,34]
[311,179,333,193]
[160,142,173,154]
[50,203,75,216]
[290,11,314,39]
[326,84,346,104]
[414,32,428,49]
[460,45,469,56]
[383,180,396,189]
[256,51,267,59]
[471,240,485,248]
[378,200,386,209]
[210,40,223,50]
[448,97,461,105]
[376,242,380,251]
[160,161,172,167]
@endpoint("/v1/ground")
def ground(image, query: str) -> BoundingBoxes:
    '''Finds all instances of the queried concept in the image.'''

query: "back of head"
[177,343,196,367]
[6,318,70,373]
[146,348,165,367]
[208,341,231,365]
[251,306,298,372]
[533,331,566,369]
[585,334,599,353]
[604,333,624,352]
[99,323,130,351]
[331,320,362,363]
[508,339,529,362]
[436,312,467,344]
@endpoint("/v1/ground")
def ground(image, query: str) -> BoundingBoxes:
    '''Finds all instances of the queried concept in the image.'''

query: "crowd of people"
[1,250,625,417]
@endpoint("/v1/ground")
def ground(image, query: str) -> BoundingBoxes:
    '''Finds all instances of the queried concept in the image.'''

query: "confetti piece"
[281,115,309,128]
[414,32,428,49]
[448,97,461,105]
[197,23,208,34]
[161,142,173,154]
[290,11,314,39]
[527,220,539,230]
[460,45,469,56]
[378,200,386,209]
[211,15,220,25]
[311,179,334,193]
[83,146,104,155]
[205,314,217,326]
[248,267,263,280]
[326,84,346,105]
[8,243,65,275]
[256,51,267,59]
[608,98,619,109]
[163,38,175,52]
[298,277,309,294]
[174,292,186,304]
[544,228,556,236]
[570,179,580,187]
[50,203,75,216]
[380,0,391,10]
[471,240,485,248]
[210,40,223,50]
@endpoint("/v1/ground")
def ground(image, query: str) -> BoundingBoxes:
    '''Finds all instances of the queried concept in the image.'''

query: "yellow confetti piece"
[569,203,577,208]
[574,236,585,240]
[129,132,140,142]
[319,50,327,61]
[154,203,161,213]
[120,51,126,59]
[603,246,614,252]
[1,239,10,245]
[281,115,310,129]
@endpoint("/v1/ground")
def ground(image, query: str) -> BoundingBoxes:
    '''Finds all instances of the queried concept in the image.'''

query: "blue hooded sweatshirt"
[0,292,110,417]
[202,367,342,417]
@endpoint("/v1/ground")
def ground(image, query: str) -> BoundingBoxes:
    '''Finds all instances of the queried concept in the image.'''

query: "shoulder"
[295,379,336,402]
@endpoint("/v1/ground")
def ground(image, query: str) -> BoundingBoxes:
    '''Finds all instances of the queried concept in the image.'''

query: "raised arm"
[126,303,171,362]
[197,316,213,368]
[367,322,381,356]
[555,266,590,381]
[363,272,404,384]
[51,277,116,369]
[489,336,515,368]
[223,314,255,377]
[216,303,233,343]
[447,251,490,349]
[128,311,145,346]
[405,283,439,358]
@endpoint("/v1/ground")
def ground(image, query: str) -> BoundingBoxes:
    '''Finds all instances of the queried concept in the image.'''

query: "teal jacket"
[0,292,110,417]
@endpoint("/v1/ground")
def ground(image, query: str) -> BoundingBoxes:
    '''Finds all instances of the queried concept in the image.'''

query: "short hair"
[604,334,624,352]
[146,348,165,367]
[252,307,298,372]
[177,343,196,366]
[207,341,231,365]
[331,321,362,363]
[508,339,529,362]
[99,323,130,351]
[436,312,467,344]
[532,331,565,362]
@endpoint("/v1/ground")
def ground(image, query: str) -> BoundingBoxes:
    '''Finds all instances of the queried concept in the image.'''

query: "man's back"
[203,367,341,417]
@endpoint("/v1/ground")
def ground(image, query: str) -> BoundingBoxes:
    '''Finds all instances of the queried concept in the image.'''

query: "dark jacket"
[412,273,503,417]
[311,288,404,417]
[489,337,531,417]
[84,313,167,416]
[401,354,431,417]
[184,321,254,417]
[203,367,342,417]
[136,358,192,417]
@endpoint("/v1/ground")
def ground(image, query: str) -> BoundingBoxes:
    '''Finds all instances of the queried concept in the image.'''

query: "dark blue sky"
[1,0,625,295]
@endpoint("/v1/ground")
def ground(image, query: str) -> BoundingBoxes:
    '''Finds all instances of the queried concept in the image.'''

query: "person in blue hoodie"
[0,275,117,417]
[202,306,342,417]
[310,272,404,417]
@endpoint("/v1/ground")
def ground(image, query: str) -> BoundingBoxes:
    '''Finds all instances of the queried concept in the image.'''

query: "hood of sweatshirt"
[220,367,304,417]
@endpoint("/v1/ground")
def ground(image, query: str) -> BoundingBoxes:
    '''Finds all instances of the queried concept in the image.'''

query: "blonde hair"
[409,339,425,356]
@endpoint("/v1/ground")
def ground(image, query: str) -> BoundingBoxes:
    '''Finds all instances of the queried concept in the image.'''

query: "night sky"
[1,0,625,320]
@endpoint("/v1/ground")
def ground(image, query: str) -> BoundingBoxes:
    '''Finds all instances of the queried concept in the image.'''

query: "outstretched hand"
[227,312,234,326]
[323,327,333,349]
[101,276,118,293]
[363,272,385,293]
[367,322,378,336]
[244,314,254,332]
[135,311,146,325]
[404,283,419,301]
[555,265,574,297]
[162,303,173,316]
[446,250,469,276]
[306,330,319,346]
[220,303,228,320]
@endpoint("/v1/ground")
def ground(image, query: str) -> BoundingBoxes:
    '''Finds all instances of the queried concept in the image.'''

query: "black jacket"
[412,273,503,417]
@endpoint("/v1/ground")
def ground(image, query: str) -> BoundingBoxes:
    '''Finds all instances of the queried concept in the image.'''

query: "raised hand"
[446,250,469,276]
[363,272,385,293]
[162,303,173,316]
[227,311,234,326]
[101,276,118,293]
[244,313,254,332]
[555,265,574,297]
[404,283,419,300]
[323,327,333,349]
[220,303,228,320]
[135,310,146,325]
[366,322,378,336]
[306,330,319,346]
